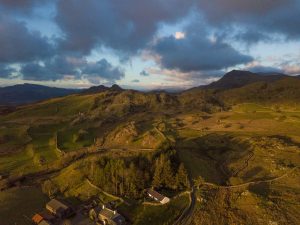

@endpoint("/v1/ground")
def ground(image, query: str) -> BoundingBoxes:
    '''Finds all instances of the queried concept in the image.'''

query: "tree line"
[88,150,189,198]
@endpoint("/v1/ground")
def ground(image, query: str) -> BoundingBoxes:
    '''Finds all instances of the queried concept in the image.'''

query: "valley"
[0,71,300,225]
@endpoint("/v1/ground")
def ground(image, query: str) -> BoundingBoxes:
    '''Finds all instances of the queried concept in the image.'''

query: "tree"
[42,180,59,198]
[194,176,205,188]
[162,160,175,189]
[176,163,189,190]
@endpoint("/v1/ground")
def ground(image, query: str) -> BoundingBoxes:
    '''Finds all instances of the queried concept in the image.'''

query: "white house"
[147,188,170,204]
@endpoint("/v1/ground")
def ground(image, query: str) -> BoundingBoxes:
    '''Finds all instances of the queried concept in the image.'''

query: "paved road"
[173,186,196,225]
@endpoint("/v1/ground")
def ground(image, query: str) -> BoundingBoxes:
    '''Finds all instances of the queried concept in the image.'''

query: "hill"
[219,77,300,105]
[81,84,123,94]
[203,70,289,89]
[0,70,300,225]
[0,83,79,106]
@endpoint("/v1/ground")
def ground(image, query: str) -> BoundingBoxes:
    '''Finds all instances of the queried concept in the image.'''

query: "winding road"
[172,166,299,225]
[173,186,196,225]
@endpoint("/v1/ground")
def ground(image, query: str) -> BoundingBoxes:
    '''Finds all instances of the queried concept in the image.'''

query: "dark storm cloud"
[45,56,83,77]
[0,16,54,63]
[196,0,300,40]
[0,0,38,7]
[21,62,58,81]
[20,57,124,83]
[1,0,300,83]
[81,59,124,81]
[55,0,192,55]
[0,0,40,10]
[153,33,253,72]
[54,0,300,55]
[0,64,16,78]
[235,30,272,45]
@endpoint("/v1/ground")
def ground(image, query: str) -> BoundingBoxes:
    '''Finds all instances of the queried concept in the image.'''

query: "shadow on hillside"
[176,133,253,185]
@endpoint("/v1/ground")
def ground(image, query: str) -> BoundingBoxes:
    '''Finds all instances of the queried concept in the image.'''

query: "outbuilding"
[147,188,170,204]
[46,199,73,218]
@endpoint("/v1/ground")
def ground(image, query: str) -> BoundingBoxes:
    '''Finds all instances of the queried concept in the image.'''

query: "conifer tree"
[162,159,174,189]
[176,163,189,189]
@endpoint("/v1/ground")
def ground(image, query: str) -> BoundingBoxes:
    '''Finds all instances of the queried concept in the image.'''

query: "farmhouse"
[89,205,125,225]
[147,188,170,204]
[46,199,73,219]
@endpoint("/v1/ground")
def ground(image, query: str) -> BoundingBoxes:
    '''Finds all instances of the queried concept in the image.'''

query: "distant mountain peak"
[110,84,122,91]
[82,84,123,94]
[0,83,79,105]
[196,70,291,90]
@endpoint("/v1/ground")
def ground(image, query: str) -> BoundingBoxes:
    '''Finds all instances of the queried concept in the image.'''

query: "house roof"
[99,207,116,219]
[32,214,43,224]
[147,189,166,202]
[99,207,125,222]
[46,199,69,211]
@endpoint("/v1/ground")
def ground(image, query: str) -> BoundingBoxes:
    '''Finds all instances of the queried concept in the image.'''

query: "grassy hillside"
[220,77,300,106]
[0,73,300,224]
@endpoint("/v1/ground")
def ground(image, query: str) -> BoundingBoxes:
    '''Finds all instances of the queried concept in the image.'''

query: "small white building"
[147,188,170,204]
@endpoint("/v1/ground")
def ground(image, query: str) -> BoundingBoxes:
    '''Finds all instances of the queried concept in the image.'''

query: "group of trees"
[152,154,189,190]
[89,157,150,198]
[88,151,189,199]
[41,149,190,199]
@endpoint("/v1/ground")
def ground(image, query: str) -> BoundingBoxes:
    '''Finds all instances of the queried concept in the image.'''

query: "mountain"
[219,76,300,104]
[81,84,123,94]
[0,83,79,106]
[204,70,289,89]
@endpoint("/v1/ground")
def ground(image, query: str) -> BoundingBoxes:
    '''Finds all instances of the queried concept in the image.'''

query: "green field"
[0,85,300,224]
[0,187,49,225]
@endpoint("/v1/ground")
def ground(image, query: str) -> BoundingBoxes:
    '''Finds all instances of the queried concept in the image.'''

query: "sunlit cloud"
[174,31,185,40]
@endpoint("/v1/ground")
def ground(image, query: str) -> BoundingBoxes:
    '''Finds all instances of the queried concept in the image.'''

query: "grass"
[0,125,31,154]
[177,146,224,184]
[0,186,48,225]
[57,128,95,152]
[0,124,62,175]
[0,93,300,224]
[118,194,189,225]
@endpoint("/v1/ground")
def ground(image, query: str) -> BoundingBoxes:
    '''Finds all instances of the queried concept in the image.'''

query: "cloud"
[132,79,140,83]
[196,0,300,41]
[81,59,124,81]
[0,0,39,7]
[0,0,43,12]
[0,64,16,78]
[140,70,150,76]
[20,56,124,83]
[21,62,57,81]
[174,32,185,40]
[55,0,192,56]
[0,15,54,63]
[1,0,300,87]
[148,67,222,87]
[234,29,273,45]
[280,63,300,75]
[246,65,283,74]
[152,30,253,72]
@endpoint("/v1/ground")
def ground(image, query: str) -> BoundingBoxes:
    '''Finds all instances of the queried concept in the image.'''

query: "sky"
[0,0,299,90]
